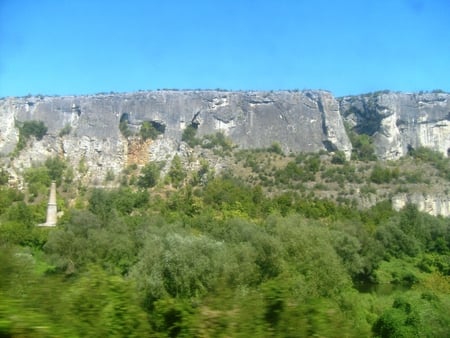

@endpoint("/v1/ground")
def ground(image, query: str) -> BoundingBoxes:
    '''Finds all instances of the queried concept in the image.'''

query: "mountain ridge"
[1,90,449,215]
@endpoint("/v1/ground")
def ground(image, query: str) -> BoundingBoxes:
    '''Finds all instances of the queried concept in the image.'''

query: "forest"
[1,143,450,337]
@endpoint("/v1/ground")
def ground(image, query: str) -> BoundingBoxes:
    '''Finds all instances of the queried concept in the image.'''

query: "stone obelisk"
[42,181,57,226]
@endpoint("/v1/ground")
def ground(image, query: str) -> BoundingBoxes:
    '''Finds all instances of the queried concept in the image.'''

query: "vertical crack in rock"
[191,111,201,128]
[317,98,335,151]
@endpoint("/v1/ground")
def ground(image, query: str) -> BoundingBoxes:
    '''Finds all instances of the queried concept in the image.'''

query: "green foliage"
[45,208,140,274]
[14,120,48,154]
[0,169,9,185]
[105,169,115,181]
[331,150,347,164]
[20,120,48,140]
[347,127,377,161]
[139,121,163,141]
[200,132,234,154]
[24,166,51,197]
[370,164,399,184]
[137,162,161,188]
[78,156,88,174]
[65,267,151,337]
[410,147,450,180]
[44,156,66,184]
[119,120,132,138]
[2,148,450,336]
[167,154,186,187]
[181,125,199,147]
[268,142,284,155]
[58,123,71,137]
[151,298,194,337]
[132,230,227,303]
[0,187,24,216]
[275,160,313,184]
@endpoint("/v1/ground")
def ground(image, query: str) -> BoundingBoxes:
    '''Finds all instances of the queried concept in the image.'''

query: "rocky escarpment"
[340,91,450,160]
[392,193,450,217]
[0,90,449,216]
[0,90,351,182]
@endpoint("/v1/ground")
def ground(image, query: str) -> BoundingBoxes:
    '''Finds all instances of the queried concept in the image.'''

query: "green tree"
[14,120,48,154]
[347,128,377,161]
[24,166,51,197]
[181,125,199,147]
[65,266,151,337]
[167,155,186,187]
[44,157,66,184]
[131,230,227,304]
[119,120,132,138]
[21,120,48,140]
[372,298,419,338]
[331,150,347,164]
[140,121,160,140]
[0,169,8,185]
[137,162,161,188]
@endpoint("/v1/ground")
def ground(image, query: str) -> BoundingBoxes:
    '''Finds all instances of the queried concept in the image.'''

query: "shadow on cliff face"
[345,105,383,136]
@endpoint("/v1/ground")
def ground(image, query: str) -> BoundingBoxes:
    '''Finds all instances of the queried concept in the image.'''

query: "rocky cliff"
[0,90,352,181]
[339,91,450,160]
[0,90,449,215]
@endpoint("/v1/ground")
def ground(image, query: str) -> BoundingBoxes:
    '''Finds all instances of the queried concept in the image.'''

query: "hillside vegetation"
[1,141,450,337]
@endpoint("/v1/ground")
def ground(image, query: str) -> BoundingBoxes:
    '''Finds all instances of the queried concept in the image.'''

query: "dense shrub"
[137,162,161,188]
[14,120,48,153]
[181,125,199,147]
[347,127,377,161]
[140,121,163,141]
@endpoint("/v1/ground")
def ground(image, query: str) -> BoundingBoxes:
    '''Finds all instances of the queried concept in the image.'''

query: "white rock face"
[340,92,450,160]
[0,99,20,155]
[1,90,449,217]
[0,91,353,184]
[393,193,450,217]
[0,95,126,185]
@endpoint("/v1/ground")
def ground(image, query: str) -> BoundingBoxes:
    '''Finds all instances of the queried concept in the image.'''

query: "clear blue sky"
[1,0,449,97]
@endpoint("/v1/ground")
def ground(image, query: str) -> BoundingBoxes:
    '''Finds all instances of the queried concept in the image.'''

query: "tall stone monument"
[39,181,57,226]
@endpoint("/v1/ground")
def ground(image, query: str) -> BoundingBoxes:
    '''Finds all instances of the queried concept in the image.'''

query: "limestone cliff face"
[0,90,351,182]
[340,92,450,160]
[1,90,449,216]
[392,193,450,217]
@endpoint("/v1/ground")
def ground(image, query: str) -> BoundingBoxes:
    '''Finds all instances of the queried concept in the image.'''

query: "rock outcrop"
[0,90,352,182]
[339,91,450,160]
[1,90,449,216]
[392,193,450,217]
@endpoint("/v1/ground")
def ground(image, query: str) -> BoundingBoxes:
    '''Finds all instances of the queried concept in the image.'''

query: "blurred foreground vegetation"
[1,146,450,337]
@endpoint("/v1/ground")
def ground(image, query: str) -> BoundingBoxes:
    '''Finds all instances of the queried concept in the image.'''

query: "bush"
[347,127,376,161]
[0,169,8,185]
[410,147,450,181]
[21,120,47,140]
[167,155,186,187]
[140,121,161,141]
[331,151,346,164]
[24,166,51,197]
[200,132,234,152]
[14,120,48,154]
[45,157,66,184]
[119,120,132,138]
[370,164,393,184]
[181,125,199,147]
[137,163,161,188]
[268,142,284,155]
[59,123,72,137]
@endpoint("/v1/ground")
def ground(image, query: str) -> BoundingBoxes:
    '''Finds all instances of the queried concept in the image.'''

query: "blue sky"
[1,0,449,97]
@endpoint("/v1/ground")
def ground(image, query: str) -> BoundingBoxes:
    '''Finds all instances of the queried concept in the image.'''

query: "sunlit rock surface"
[1,90,449,216]
[340,91,450,160]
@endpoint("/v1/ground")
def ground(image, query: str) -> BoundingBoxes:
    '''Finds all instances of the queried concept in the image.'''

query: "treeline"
[1,150,450,336]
